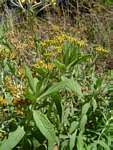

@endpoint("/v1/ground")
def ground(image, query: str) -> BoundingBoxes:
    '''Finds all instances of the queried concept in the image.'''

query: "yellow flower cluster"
[18,66,25,79]
[32,60,54,70]
[95,46,109,53]
[65,35,87,47]
[5,76,24,100]
[9,51,17,59]
[0,44,17,60]
[0,96,7,105]
[41,33,87,49]
[0,45,10,58]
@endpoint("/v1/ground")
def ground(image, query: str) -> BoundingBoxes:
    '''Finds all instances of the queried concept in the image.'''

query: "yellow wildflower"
[65,35,87,47]
[54,46,63,53]
[0,46,10,58]
[41,33,87,49]
[77,40,87,47]
[32,60,54,70]
[32,60,45,68]
[18,66,25,79]
[9,51,17,59]
[5,76,23,99]
[95,46,109,53]
[0,96,7,105]
[44,51,53,57]
[46,63,55,70]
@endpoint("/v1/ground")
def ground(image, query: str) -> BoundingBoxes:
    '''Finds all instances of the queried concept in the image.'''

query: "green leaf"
[63,42,80,66]
[54,60,65,71]
[80,115,87,133]
[80,103,90,133]
[33,110,58,150]
[67,55,91,69]
[25,65,36,94]
[24,88,36,101]
[94,78,102,89]
[36,81,65,101]
[95,140,110,150]
[54,94,62,121]
[69,130,77,150]
[0,126,25,150]
[87,143,97,150]
[92,98,97,112]
[81,102,90,115]
[61,76,83,98]
[69,121,79,134]
[37,77,83,102]
[77,133,85,150]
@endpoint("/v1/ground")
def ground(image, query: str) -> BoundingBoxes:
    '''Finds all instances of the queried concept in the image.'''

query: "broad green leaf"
[94,78,102,89]
[77,133,85,150]
[80,101,90,133]
[0,126,25,150]
[92,98,97,112]
[33,110,57,150]
[69,130,77,150]
[67,55,91,69]
[60,140,69,150]
[61,76,83,97]
[33,78,39,93]
[24,88,36,101]
[36,81,66,101]
[63,42,80,66]
[54,60,65,71]
[54,94,62,121]
[25,65,36,94]
[95,140,110,150]
[80,115,87,133]
[87,143,97,150]
[37,77,83,102]
[38,78,49,96]
[69,121,79,134]
[81,102,90,115]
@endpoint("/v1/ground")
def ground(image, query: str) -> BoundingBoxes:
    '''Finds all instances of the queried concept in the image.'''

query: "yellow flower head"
[95,46,109,53]
[32,60,54,70]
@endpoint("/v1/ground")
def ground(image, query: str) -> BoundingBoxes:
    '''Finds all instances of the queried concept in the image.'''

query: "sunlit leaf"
[92,98,97,112]
[69,130,77,150]
[36,81,65,101]
[25,65,36,94]
[80,114,87,133]
[77,133,84,150]
[61,76,83,97]
[81,102,90,115]
[0,126,25,150]
[33,110,58,150]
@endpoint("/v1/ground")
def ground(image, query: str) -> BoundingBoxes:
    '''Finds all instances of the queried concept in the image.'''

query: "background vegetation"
[0,0,113,149]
